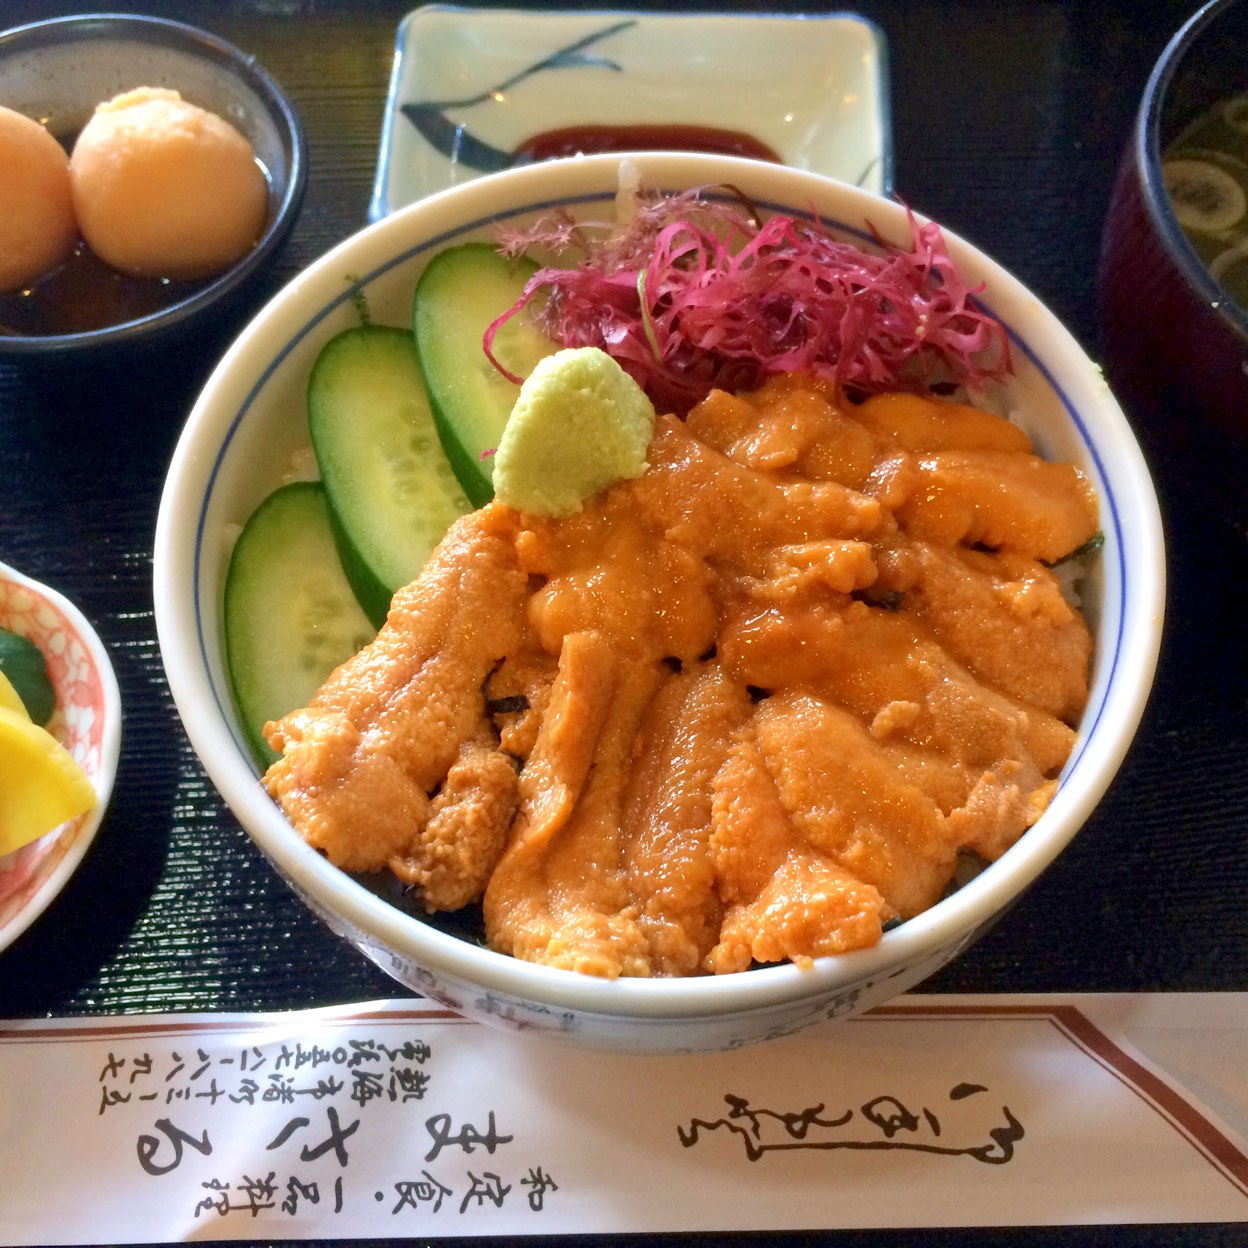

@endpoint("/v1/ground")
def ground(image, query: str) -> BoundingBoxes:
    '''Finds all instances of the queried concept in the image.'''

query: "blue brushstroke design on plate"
[400,19,634,174]
[371,8,894,220]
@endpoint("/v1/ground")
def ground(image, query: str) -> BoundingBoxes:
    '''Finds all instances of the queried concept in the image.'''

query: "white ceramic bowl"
[0,560,121,953]
[155,153,1165,1053]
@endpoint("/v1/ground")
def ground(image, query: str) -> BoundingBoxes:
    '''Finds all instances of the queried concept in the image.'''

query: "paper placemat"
[2,993,1246,1241]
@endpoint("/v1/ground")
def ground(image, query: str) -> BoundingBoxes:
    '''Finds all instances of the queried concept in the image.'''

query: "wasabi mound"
[492,347,656,517]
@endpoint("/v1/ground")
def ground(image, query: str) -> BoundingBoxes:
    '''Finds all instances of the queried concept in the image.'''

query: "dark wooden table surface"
[2,1,1246,1244]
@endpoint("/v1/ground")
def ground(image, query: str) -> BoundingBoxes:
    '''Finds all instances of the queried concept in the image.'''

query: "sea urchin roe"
[263,375,1098,978]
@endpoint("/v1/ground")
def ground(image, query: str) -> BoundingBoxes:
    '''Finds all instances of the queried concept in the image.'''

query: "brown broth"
[0,237,213,337]
[512,123,781,165]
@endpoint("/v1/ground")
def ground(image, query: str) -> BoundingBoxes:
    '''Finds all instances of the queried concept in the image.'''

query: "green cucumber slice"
[413,242,556,507]
[224,482,376,768]
[308,324,470,628]
[0,627,55,727]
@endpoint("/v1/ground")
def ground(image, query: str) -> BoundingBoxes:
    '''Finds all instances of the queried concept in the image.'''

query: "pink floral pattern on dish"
[0,564,119,949]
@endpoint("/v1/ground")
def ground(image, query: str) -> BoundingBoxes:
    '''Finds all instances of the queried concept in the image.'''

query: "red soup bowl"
[1099,0,1248,530]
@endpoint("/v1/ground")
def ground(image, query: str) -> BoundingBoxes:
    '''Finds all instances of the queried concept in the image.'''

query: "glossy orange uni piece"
[263,374,1098,977]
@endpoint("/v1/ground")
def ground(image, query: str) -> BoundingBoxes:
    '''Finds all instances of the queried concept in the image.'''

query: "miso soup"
[1163,93,1248,311]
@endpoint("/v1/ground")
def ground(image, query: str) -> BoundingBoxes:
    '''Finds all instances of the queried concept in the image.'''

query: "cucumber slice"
[0,627,55,727]
[308,325,470,628]
[413,242,557,506]
[225,482,376,768]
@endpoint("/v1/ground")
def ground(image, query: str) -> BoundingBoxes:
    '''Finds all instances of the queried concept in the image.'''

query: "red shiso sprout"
[485,189,1011,416]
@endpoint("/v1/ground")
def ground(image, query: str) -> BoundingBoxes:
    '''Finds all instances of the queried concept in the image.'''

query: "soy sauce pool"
[512,123,781,165]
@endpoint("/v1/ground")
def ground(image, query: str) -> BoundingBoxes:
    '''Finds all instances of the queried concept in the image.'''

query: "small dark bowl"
[0,13,307,362]
[1099,0,1248,530]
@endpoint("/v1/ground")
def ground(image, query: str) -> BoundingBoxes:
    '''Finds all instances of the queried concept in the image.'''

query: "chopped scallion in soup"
[1163,92,1248,309]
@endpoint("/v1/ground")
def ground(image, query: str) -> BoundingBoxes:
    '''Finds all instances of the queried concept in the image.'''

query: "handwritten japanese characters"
[97,1033,559,1223]
[5,998,1245,1242]
[679,1086,1025,1163]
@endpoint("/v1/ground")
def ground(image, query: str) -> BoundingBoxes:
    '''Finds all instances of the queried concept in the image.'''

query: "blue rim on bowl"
[156,154,1164,1049]
[0,13,307,358]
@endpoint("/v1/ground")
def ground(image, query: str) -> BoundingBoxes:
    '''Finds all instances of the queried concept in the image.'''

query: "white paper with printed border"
[1,993,1246,1242]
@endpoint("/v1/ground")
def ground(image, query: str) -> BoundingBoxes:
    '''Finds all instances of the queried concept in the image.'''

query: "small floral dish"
[0,560,121,954]
[370,5,891,220]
